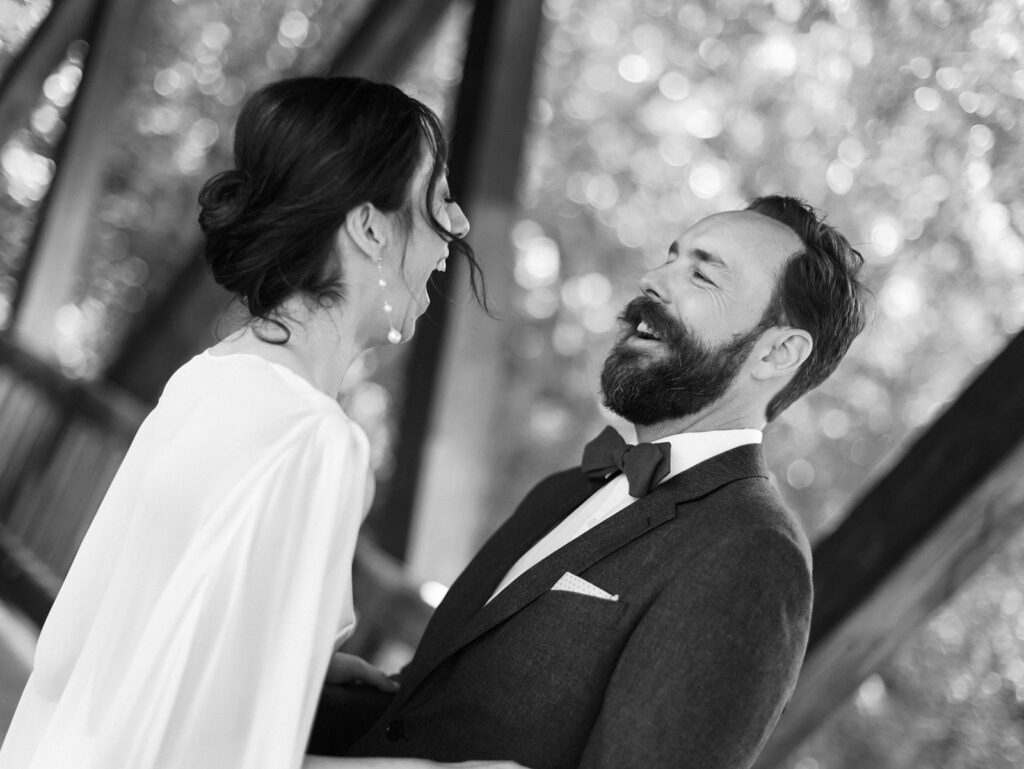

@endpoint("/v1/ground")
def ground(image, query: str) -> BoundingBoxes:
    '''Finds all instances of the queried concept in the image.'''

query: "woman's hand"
[325,652,399,693]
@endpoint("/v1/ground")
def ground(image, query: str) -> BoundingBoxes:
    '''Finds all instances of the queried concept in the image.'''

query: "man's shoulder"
[732,474,811,561]
[670,465,812,571]
[659,484,813,613]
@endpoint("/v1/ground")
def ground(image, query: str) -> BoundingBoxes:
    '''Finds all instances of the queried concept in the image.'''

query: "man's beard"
[600,296,766,426]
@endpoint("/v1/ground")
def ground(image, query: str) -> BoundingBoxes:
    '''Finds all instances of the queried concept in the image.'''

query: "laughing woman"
[0,76,521,769]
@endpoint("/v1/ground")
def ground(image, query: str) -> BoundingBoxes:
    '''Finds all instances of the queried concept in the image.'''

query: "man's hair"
[747,195,867,422]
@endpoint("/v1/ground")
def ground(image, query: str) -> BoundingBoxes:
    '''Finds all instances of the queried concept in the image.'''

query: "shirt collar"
[648,428,763,481]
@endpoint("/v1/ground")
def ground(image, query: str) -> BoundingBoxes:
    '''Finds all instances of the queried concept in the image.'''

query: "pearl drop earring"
[377,257,402,344]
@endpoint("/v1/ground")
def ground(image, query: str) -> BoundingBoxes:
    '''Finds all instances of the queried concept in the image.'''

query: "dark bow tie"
[580,426,672,497]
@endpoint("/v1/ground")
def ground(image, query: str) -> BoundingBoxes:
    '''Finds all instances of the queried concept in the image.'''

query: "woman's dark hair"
[747,195,867,422]
[198,76,484,340]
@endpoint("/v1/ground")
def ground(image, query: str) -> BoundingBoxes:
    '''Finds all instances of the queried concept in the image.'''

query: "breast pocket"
[543,589,629,629]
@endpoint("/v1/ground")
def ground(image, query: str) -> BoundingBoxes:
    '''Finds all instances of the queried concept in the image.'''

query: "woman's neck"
[213,298,364,399]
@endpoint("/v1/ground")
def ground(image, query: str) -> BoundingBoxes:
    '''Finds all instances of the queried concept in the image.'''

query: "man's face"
[601,211,802,426]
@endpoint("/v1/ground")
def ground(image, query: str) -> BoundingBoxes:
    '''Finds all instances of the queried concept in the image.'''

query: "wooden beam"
[361,0,501,560]
[810,330,1024,646]
[328,0,457,81]
[755,329,1024,768]
[396,0,547,580]
[105,0,457,402]
[0,0,100,147]
[11,0,144,360]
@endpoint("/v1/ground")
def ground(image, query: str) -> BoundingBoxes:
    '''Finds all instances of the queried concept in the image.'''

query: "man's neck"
[634,409,764,443]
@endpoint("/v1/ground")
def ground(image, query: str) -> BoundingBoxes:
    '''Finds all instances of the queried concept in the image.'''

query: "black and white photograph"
[0,1,1021,767]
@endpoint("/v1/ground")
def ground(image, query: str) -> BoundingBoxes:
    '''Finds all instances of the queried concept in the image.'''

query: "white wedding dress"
[0,351,370,769]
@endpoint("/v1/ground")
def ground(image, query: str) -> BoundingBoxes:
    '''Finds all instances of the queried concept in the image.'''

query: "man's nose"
[638,269,669,303]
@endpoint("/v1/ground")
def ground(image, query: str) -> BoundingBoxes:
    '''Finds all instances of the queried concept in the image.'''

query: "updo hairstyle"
[197,76,483,340]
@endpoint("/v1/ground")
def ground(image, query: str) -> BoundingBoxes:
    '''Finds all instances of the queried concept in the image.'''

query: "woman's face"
[388,153,470,339]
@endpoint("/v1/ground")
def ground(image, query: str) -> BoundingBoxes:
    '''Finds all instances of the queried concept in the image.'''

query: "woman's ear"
[344,202,389,258]
[751,327,813,382]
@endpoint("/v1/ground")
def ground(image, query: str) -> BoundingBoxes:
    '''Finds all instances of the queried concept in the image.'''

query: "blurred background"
[1,0,1024,767]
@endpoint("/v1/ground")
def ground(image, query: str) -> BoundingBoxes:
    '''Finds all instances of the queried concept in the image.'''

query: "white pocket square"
[551,572,619,601]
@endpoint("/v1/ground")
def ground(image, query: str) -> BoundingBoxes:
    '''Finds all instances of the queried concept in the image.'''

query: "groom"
[310,195,867,769]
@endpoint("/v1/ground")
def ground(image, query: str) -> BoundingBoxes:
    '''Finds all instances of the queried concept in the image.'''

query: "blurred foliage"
[0,0,59,326]
[507,0,1024,542]
[0,0,467,477]
[3,0,1024,766]
[0,0,50,72]
[497,1,1024,767]
[38,0,375,374]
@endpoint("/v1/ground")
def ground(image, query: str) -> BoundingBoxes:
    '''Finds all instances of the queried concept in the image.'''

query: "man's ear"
[344,202,389,258]
[751,327,813,382]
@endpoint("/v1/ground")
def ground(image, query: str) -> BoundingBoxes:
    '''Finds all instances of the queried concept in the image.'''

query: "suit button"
[384,719,404,741]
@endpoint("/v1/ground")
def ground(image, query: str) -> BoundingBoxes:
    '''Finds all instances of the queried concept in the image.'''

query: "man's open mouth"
[634,320,662,341]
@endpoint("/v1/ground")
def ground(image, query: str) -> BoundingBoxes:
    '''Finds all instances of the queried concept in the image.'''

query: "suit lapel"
[406,469,603,681]
[455,485,678,649]
[399,444,768,703]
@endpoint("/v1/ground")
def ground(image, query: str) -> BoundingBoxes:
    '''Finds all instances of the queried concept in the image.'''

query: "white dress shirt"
[489,427,762,601]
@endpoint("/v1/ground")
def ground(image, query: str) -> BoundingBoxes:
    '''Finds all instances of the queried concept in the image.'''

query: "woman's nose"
[450,203,470,239]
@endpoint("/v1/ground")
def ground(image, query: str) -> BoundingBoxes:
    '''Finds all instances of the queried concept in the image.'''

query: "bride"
[0,76,523,769]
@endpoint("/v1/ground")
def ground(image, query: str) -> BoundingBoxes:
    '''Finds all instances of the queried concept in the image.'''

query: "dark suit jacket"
[310,444,812,769]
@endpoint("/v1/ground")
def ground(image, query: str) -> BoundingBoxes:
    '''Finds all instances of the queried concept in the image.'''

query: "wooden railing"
[0,334,146,626]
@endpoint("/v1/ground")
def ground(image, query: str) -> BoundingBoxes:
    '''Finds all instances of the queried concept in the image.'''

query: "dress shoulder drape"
[0,352,370,769]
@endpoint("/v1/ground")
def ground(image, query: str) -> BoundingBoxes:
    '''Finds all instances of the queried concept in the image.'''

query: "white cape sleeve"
[9,415,370,769]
